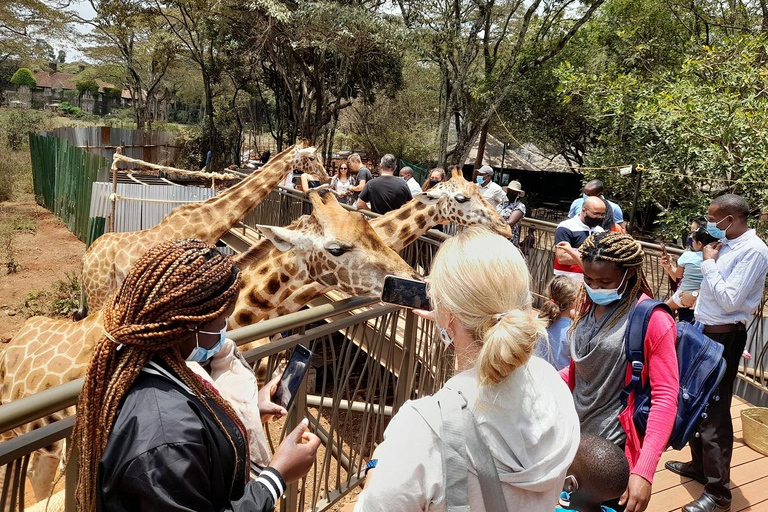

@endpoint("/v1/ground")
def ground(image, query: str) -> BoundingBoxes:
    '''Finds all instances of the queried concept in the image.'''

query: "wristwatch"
[691,291,699,298]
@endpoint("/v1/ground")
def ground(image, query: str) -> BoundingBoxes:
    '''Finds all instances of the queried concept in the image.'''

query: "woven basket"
[742,407,768,457]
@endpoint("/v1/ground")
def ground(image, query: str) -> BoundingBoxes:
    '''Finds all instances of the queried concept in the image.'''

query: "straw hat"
[504,180,525,198]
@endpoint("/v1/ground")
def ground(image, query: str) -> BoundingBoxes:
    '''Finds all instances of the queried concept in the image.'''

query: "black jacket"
[98,362,285,512]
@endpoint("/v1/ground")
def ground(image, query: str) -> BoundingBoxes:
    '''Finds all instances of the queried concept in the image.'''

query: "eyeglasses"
[340,166,347,169]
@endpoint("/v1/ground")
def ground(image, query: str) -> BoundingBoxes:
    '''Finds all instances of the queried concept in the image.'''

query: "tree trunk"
[202,70,216,169]
[473,121,489,170]
[326,110,339,164]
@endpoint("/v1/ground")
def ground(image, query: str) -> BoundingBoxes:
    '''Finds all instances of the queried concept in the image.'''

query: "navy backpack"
[620,299,727,450]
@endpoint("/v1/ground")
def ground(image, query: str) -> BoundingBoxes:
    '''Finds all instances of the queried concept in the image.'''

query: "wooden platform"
[649,396,767,512]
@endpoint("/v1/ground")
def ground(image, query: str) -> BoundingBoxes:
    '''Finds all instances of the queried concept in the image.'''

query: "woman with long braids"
[71,239,320,512]
[560,232,679,512]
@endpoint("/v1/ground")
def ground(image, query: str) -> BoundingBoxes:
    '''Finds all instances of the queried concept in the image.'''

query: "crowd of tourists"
[64,153,766,512]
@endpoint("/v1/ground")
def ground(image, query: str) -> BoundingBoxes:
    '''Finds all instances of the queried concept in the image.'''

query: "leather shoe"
[665,460,707,484]
[682,494,730,512]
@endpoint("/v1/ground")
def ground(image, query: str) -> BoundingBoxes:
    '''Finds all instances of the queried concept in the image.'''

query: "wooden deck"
[649,396,768,512]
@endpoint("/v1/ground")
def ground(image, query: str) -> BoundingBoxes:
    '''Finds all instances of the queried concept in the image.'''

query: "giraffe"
[229,168,512,329]
[0,310,105,506]
[368,167,511,251]
[229,189,420,328]
[0,190,418,503]
[80,140,328,313]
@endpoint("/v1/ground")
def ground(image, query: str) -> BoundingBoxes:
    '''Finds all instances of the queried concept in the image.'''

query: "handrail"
[0,297,380,435]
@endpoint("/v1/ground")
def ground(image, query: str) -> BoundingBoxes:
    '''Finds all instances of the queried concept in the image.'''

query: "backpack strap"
[620,299,671,407]
[439,389,508,512]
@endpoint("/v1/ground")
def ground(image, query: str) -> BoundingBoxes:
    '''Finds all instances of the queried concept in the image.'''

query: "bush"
[10,68,36,88]
[58,101,84,117]
[20,273,81,318]
[0,110,45,150]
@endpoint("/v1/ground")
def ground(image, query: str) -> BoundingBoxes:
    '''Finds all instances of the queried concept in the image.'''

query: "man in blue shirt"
[568,180,624,232]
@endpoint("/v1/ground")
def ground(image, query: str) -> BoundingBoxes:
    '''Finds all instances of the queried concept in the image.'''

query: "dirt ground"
[0,201,86,340]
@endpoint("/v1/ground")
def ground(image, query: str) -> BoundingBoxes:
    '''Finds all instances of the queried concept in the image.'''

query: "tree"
[258,2,403,145]
[0,0,70,63]
[10,68,36,88]
[78,0,179,129]
[57,49,66,63]
[558,35,768,237]
[396,0,605,168]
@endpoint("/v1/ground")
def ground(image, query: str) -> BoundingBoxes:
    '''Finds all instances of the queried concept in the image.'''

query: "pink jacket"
[559,295,679,483]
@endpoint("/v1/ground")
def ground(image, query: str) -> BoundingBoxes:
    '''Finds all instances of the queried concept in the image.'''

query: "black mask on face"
[429,179,440,186]
[584,214,603,228]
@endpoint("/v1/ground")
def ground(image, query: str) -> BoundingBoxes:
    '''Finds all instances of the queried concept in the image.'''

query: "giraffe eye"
[455,194,469,203]
[327,246,347,257]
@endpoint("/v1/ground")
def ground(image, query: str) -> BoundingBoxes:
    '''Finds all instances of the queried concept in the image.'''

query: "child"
[661,226,718,320]
[536,276,581,370]
[557,434,630,512]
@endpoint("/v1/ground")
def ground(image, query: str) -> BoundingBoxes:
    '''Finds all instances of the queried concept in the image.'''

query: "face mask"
[687,236,694,248]
[583,214,602,228]
[582,193,588,200]
[186,322,227,363]
[706,216,732,240]
[429,179,440,186]
[476,176,485,185]
[584,269,629,306]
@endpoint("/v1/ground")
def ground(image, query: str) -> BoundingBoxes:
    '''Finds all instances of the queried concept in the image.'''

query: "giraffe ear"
[256,225,312,252]
[415,188,443,205]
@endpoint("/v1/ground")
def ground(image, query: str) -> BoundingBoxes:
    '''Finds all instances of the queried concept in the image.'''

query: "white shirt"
[479,181,506,208]
[283,171,295,190]
[695,229,768,325]
[406,177,422,196]
[355,360,579,512]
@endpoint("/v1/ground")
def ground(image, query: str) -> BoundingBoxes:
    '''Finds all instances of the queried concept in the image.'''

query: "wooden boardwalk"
[650,396,768,512]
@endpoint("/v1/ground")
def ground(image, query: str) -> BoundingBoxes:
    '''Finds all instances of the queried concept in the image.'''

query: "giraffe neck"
[230,243,328,327]
[369,200,439,251]
[153,146,295,241]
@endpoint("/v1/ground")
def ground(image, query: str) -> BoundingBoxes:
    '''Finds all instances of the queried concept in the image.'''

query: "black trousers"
[689,330,747,504]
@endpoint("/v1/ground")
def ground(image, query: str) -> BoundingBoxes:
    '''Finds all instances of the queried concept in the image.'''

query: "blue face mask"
[585,269,629,306]
[476,175,487,185]
[186,322,227,363]
[706,216,731,240]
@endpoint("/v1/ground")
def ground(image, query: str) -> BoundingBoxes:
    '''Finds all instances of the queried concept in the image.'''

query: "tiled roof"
[33,71,123,96]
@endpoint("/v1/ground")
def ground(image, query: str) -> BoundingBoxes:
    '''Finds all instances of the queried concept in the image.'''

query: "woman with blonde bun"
[355,227,580,512]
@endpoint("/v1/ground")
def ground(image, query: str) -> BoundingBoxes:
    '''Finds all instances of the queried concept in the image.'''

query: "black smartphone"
[380,275,431,310]
[273,345,313,411]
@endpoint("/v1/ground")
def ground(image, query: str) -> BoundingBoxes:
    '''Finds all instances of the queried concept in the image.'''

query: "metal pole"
[629,166,642,235]
[501,142,506,172]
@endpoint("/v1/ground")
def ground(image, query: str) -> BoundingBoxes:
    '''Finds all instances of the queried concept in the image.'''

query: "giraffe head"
[292,140,329,181]
[416,168,511,238]
[256,189,419,296]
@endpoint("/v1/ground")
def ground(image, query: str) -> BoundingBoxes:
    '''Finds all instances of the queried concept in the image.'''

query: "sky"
[57,1,95,62]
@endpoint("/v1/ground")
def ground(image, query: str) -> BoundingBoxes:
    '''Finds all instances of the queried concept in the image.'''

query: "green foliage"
[102,86,122,99]
[57,101,85,117]
[75,78,100,96]
[10,67,36,88]
[0,109,45,150]
[558,35,768,238]
[20,273,81,318]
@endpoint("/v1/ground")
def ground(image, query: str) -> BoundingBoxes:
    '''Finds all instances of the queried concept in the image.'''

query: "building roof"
[461,133,579,174]
[32,71,132,99]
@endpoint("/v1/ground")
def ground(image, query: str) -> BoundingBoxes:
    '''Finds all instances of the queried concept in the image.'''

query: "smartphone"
[380,275,431,310]
[659,242,667,256]
[272,345,313,411]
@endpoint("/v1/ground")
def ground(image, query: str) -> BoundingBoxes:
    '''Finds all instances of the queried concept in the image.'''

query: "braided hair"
[70,239,245,511]
[574,231,652,330]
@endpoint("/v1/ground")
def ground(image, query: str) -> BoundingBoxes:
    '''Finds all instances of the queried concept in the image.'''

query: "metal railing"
[0,298,450,512]
[239,189,768,399]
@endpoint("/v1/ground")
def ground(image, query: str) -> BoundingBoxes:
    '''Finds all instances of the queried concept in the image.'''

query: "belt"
[703,323,746,334]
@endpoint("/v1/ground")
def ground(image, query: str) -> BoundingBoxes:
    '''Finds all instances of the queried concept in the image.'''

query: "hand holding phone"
[659,242,667,256]
[273,345,313,411]
[380,275,430,310]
